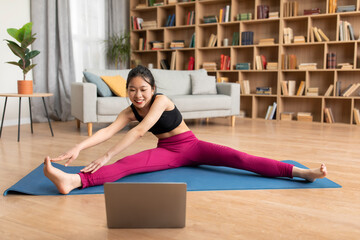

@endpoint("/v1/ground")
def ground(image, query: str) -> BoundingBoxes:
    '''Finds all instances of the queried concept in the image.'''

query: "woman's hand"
[80,155,111,174]
[51,146,81,167]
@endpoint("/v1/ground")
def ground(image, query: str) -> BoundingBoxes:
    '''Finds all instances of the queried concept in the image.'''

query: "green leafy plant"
[106,31,130,69]
[5,22,40,80]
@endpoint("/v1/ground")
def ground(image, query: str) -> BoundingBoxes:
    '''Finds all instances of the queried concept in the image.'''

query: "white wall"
[0,0,31,126]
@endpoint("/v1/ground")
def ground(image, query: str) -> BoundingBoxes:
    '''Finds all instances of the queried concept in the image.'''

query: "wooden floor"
[0,118,359,239]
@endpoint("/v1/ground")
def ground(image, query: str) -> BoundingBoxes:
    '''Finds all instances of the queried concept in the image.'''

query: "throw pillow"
[191,74,217,95]
[101,75,127,97]
[83,71,113,97]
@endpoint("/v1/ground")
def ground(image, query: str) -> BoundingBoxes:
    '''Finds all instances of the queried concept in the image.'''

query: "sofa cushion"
[97,97,130,115]
[151,69,207,96]
[83,71,113,97]
[85,69,131,81]
[169,94,231,112]
[191,74,217,95]
[101,75,127,97]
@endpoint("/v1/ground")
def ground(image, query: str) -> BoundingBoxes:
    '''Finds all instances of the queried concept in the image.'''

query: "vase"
[17,80,33,94]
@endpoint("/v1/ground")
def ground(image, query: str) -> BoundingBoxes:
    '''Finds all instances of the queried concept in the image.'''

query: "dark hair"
[126,65,156,91]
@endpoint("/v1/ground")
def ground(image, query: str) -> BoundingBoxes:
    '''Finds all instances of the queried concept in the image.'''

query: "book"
[354,108,360,125]
[306,87,319,96]
[257,5,269,19]
[241,31,254,45]
[288,80,296,96]
[170,51,176,70]
[202,62,217,71]
[187,56,195,70]
[327,52,336,69]
[160,59,170,70]
[259,38,275,45]
[241,80,250,94]
[296,81,305,96]
[293,36,306,43]
[236,63,250,70]
[256,87,272,95]
[265,105,273,120]
[269,102,277,119]
[283,27,293,44]
[317,28,329,41]
[281,81,288,96]
[324,84,334,96]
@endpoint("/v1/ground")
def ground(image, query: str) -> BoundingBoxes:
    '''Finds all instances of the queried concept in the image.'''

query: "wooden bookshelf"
[130,0,360,126]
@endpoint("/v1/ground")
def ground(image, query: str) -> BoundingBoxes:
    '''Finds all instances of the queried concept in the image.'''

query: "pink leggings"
[79,131,293,188]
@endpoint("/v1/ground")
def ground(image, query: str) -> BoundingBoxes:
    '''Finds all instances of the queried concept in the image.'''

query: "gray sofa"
[71,68,240,136]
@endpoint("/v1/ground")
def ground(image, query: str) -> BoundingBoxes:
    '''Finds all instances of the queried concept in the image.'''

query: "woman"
[44,65,327,194]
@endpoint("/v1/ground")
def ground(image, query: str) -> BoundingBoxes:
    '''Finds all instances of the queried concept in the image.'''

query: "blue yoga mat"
[3,160,341,196]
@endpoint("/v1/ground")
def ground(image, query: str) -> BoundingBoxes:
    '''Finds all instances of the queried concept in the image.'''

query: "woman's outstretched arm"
[51,107,133,166]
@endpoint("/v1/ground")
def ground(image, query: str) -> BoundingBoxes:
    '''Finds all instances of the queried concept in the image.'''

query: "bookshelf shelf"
[130,0,360,126]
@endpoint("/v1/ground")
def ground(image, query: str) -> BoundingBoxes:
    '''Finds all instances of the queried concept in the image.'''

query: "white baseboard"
[1,118,31,127]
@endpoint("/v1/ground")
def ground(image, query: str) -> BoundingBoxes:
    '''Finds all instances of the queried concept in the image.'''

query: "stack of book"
[203,15,218,23]
[257,5,269,19]
[259,38,275,45]
[232,32,239,45]
[280,112,294,121]
[168,0,178,4]
[298,63,317,70]
[165,14,176,27]
[324,108,335,123]
[207,34,217,47]
[142,20,157,29]
[150,41,164,50]
[336,5,356,12]
[283,27,293,44]
[341,83,360,96]
[353,108,360,125]
[220,54,230,70]
[236,13,252,21]
[255,55,267,70]
[256,87,272,95]
[327,52,336,69]
[236,63,250,70]
[297,112,313,122]
[170,40,185,49]
[338,63,353,69]
[304,8,321,15]
[281,54,297,70]
[283,1,298,17]
[269,12,279,19]
[339,21,355,41]
[294,36,306,43]
[203,62,217,71]
[267,62,278,70]
[241,80,251,94]
[135,3,147,8]
[306,87,319,96]
[149,0,164,6]
[241,31,254,45]
[265,102,277,120]
[219,5,231,23]
[311,27,329,42]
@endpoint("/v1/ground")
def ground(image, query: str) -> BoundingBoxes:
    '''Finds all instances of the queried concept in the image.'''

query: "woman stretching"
[44,65,327,194]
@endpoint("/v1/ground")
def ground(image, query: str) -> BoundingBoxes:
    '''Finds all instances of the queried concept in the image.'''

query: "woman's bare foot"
[43,156,82,194]
[292,163,327,182]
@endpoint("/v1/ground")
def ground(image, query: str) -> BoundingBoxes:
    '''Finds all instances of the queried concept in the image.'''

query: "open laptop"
[104,182,187,228]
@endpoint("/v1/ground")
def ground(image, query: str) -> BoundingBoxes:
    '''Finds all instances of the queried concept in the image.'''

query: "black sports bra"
[130,93,183,135]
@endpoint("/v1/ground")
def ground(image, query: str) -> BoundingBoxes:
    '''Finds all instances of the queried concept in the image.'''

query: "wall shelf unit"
[130,0,360,125]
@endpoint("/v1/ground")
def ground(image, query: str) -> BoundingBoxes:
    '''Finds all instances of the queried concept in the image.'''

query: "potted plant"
[5,22,40,94]
[105,31,130,69]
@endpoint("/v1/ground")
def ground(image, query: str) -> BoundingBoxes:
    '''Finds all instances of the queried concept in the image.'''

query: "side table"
[0,93,54,142]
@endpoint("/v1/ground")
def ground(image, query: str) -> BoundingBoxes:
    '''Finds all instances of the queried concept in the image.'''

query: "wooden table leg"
[18,97,22,142]
[0,97,8,138]
[28,97,33,134]
[42,97,54,137]
[87,123,93,136]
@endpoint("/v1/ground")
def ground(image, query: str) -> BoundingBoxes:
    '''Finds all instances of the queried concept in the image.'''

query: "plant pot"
[17,80,33,94]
